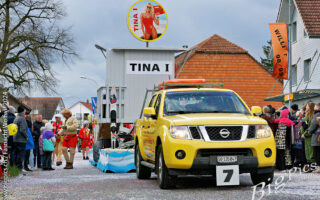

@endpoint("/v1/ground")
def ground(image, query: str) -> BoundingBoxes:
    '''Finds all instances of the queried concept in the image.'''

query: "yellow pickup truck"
[134,80,276,189]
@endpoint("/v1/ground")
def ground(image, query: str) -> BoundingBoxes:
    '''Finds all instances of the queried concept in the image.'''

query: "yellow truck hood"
[164,113,267,126]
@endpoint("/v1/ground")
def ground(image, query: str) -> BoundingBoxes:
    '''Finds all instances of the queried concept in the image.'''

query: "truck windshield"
[164,91,250,116]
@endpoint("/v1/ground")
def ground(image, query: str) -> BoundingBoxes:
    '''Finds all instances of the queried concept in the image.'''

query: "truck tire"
[135,144,151,179]
[250,169,274,186]
[157,144,175,189]
[93,141,102,162]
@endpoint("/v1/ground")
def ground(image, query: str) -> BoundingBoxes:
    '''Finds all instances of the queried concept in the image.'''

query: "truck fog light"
[175,150,186,159]
[264,148,272,158]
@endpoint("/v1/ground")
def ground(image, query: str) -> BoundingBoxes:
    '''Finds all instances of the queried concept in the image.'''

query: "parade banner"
[127,0,168,42]
[269,23,289,80]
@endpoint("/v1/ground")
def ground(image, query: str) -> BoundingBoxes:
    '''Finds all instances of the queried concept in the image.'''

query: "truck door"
[150,94,162,161]
[141,95,157,160]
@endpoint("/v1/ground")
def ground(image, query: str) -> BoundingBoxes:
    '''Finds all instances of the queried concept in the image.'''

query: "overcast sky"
[36,0,281,108]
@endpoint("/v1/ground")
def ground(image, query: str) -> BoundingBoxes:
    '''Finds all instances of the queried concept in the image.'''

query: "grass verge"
[7,165,21,177]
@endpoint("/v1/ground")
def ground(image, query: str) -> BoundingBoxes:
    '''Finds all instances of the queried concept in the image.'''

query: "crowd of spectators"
[261,102,320,172]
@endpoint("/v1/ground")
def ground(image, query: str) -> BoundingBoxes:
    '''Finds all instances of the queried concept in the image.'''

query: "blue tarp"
[89,150,97,166]
[96,150,136,173]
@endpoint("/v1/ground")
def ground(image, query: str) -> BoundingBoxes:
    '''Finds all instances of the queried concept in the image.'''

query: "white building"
[69,100,93,127]
[267,0,320,106]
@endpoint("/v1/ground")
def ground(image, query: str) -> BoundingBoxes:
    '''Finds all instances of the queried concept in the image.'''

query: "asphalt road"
[3,153,320,200]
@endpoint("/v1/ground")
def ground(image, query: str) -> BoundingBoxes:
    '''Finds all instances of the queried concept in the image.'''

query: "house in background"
[176,34,284,109]
[266,0,320,106]
[19,97,65,121]
[69,100,93,127]
[0,87,31,113]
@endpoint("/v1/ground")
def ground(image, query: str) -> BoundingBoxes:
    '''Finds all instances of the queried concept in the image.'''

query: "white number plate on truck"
[217,156,237,163]
[216,165,240,186]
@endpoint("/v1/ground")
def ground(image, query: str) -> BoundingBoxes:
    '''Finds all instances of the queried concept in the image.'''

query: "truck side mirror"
[143,107,156,118]
[251,106,262,115]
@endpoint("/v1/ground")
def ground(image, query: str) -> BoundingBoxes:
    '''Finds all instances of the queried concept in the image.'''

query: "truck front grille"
[205,126,242,141]
[247,126,256,139]
[189,127,202,139]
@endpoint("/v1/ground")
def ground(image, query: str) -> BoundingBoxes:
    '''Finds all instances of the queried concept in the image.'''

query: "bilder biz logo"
[251,164,318,200]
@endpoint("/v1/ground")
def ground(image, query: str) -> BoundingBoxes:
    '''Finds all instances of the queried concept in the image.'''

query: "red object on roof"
[158,79,206,89]
[153,5,165,15]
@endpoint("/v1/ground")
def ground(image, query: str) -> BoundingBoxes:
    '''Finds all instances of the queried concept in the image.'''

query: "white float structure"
[91,47,184,173]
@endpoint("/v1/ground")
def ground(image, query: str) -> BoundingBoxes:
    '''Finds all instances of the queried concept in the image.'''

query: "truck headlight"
[255,125,272,139]
[170,126,191,139]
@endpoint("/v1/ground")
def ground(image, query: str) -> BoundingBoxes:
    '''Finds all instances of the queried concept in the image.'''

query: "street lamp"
[95,44,107,59]
[80,76,99,87]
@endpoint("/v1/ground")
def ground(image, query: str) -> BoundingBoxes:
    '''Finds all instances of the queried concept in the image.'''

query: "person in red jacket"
[52,114,63,166]
[78,121,91,160]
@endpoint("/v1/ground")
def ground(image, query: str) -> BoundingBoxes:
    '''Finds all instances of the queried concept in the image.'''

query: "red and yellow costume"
[60,116,78,148]
[78,128,91,149]
[53,121,63,142]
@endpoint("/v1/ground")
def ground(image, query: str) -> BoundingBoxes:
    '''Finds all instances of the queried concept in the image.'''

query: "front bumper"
[168,155,274,175]
[162,135,276,170]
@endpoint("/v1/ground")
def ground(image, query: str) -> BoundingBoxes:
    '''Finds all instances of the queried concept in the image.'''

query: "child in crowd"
[39,126,46,168]
[42,123,56,170]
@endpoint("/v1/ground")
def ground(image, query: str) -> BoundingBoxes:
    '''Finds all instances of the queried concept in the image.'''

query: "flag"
[91,97,97,114]
[269,23,289,80]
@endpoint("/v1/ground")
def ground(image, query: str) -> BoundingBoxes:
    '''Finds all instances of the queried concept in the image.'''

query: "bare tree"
[0,0,77,94]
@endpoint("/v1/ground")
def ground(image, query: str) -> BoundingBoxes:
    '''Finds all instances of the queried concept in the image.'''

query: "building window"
[55,110,60,114]
[292,22,297,42]
[304,59,311,82]
[76,113,81,120]
[304,29,307,37]
[291,64,297,85]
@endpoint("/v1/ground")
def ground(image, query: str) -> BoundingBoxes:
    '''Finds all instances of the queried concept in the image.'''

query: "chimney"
[86,99,89,104]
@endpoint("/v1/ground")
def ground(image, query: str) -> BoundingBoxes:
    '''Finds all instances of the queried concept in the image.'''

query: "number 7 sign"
[216,165,240,186]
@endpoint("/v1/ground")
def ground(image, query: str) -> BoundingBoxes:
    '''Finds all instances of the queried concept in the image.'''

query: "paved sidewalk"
[2,153,320,200]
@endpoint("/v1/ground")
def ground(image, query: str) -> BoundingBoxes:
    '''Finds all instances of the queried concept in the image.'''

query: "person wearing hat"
[42,123,56,170]
[13,106,28,171]
[58,109,79,169]
[78,121,91,160]
[290,104,299,124]
[53,114,63,166]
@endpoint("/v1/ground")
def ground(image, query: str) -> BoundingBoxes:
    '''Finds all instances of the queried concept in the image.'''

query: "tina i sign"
[127,0,168,42]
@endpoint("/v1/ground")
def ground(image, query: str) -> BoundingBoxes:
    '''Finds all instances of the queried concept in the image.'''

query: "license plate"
[216,165,240,186]
[217,156,237,164]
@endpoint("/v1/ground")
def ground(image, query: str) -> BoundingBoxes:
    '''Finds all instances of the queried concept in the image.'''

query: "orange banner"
[269,23,288,80]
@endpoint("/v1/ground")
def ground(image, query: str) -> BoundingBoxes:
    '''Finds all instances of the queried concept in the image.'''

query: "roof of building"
[295,0,320,37]
[0,88,32,112]
[80,101,93,111]
[19,97,64,120]
[175,34,284,108]
[69,101,93,112]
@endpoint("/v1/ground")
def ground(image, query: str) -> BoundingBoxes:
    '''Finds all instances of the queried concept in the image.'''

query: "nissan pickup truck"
[134,80,276,189]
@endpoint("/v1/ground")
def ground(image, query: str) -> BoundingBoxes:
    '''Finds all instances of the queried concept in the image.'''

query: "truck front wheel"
[135,144,151,179]
[250,169,274,186]
[157,144,176,189]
